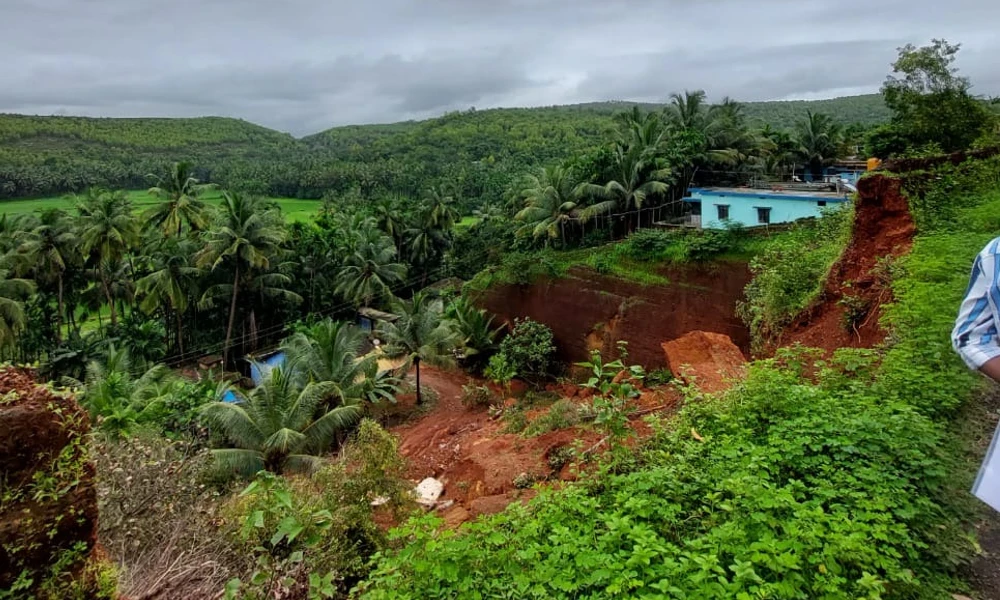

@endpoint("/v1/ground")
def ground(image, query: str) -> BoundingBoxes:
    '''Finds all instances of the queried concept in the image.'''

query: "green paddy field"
[0,190,324,222]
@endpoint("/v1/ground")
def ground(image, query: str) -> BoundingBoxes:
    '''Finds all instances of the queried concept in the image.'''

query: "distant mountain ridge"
[0,94,889,200]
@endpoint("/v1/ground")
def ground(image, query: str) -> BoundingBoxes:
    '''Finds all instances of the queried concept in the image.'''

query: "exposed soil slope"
[0,367,100,597]
[389,367,678,526]
[663,331,747,394]
[782,175,916,353]
[477,261,752,370]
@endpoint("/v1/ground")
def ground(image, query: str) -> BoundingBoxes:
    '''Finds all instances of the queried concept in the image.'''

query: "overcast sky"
[2,0,998,136]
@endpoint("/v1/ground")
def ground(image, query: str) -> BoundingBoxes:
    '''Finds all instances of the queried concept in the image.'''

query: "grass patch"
[0,190,321,222]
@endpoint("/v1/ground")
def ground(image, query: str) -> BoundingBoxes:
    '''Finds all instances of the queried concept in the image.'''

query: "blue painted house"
[684,187,851,230]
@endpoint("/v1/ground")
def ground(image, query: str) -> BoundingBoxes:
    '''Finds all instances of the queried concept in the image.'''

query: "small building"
[682,187,851,230]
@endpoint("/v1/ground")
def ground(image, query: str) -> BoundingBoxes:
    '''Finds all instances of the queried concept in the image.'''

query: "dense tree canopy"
[0,95,889,202]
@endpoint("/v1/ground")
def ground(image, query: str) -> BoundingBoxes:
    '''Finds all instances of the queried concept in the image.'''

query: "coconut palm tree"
[578,146,673,230]
[76,345,174,436]
[196,191,288,366]
[201,365,363,477]
[0,269,35,350]
[373,200,406,249]
[335,223,407,309]
[665,90,713,134]
[146,161,211,236]
[794,111,845,182]
[379,292,462,404]
[281,319,376,401]
[424,186,460,230]
[136,237,200,355]
[9,209,79,341]
[514,165,584,247]
[449,297,503,368]
[405,212,450,284]
[77,189,139,328]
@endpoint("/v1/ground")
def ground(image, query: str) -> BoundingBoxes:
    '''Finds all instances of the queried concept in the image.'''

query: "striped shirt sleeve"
[953,237,1000,370]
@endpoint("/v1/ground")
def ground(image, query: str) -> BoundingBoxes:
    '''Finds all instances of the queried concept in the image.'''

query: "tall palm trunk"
[175,308,184,357]
[415,357,422,405]
[56,275,64,343]
[101,269,118,327]
[223,265,240,367]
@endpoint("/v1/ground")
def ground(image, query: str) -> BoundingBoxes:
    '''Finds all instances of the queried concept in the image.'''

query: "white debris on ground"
[414,477,444,507]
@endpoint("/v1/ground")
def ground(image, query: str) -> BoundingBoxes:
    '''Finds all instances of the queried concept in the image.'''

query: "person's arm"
[982,357,1000,383]
[953,242,1000,382]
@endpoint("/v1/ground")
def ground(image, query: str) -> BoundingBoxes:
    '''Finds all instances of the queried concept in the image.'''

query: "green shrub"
[645,368,674,387]
[500,405,527,434]
[460,384,494,408]
[223,420,413,599]
[497,318,556,381]
[738,208,853,353]
[523,399,584,437]
[622,228,677,260]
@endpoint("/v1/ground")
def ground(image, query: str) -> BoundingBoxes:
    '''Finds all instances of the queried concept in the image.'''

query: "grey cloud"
[1,0,998,134]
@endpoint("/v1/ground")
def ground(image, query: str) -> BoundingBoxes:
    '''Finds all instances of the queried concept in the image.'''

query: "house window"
[716,204,730,220]
[756,207,771,225]
[817,200,827,207]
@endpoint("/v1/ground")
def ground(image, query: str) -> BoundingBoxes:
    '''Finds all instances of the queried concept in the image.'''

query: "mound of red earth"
[0,367,101,597]
[389,367,678,527]
[662,331,747,394]
[782,174,916,354]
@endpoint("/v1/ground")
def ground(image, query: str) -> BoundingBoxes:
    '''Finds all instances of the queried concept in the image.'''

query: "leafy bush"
[645,368,674,387]
[497,318,556,381]
[460,384,494,408]
[523,399,584,437]
[622,228,677,260]
[677,228,733,261]
[738,208,853,353]
[223,419,413,599]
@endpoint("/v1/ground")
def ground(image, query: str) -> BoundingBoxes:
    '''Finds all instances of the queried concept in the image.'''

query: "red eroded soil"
[662,331,747,394]
[390,366,679,526]
[476,261,752,370]
[0,367,99,596]
[781,175,916,354]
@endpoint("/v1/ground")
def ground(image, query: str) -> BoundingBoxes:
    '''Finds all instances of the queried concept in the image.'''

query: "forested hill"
[0,114,303,199]
[0,94,887,201]
[304,94,889,158]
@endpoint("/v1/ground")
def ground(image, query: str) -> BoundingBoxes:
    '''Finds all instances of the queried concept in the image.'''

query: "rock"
[508,379,529,396]
[414,477,444,507]
[370,496,389,507]
[441,505,472,528]
[662,331,747,394]
[468,494,513,517]
[435,499,455,511]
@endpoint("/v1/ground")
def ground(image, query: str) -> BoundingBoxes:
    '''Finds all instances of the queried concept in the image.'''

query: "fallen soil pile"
[0,367,102,598]
[389,367,678,527]
[782,174,916,353]
[663,331,747,394]
[477,261,752,370]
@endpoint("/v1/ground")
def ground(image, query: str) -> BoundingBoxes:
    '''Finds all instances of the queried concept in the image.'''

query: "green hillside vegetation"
[1,95,889,202]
